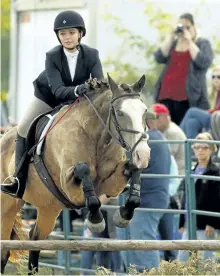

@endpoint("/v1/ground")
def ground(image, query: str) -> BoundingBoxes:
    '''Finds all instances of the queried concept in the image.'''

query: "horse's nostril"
[136,151,141,161]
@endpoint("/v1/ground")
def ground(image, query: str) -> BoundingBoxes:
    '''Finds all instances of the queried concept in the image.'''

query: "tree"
[1,0,10,36]
[102,0,220,104]
[102,1,175,103]
[1,0,11,117]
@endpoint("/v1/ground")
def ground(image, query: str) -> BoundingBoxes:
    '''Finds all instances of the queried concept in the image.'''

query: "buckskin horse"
[0,74,150,274]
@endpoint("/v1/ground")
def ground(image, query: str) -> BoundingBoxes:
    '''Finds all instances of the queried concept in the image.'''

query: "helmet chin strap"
[65,44,80,51]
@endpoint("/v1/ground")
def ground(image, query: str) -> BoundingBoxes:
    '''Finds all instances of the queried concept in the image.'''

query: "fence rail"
[5,138,219,274]
[2,240,220,251]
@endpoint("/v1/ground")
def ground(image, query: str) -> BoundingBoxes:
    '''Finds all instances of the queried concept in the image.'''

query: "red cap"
[152,104,169,115]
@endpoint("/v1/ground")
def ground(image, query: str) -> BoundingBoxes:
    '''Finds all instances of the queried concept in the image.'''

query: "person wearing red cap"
[152,103,170,116]
[120,108,171,271]
[152,103,186,175]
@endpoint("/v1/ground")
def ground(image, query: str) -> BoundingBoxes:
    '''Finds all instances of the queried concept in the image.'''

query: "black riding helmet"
[54,10,86,45]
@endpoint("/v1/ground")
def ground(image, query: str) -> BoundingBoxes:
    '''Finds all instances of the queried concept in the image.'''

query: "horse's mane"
[85,78,110,96]
[85,78,134,102]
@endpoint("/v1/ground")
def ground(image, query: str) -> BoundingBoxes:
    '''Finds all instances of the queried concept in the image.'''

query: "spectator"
[152,103,186,174]
[154,13,213,125]
[80,196,121,274]
[211,111,220,141]
[21,203,37,228]
[211,111,220,160]
[176,132,220,261]
[118,110,171,271]
[180,65,220,138]
[58,209,82,233]
[158,154,179,262]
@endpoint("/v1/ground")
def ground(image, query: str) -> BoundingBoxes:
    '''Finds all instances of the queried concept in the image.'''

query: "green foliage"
[1,0,10,36]
[102,1,175,100]
[213,36,220,60]
[102,0,220,103]
[1,0,10,108]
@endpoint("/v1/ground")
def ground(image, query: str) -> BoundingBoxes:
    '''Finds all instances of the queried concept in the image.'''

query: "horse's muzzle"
[132,142,151,169]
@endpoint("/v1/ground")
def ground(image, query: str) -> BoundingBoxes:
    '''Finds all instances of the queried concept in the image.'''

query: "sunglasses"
[192,145,210,150]
[212,75,220,79]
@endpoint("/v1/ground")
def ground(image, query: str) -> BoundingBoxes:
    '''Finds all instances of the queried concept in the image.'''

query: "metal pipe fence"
[19,139,220,274]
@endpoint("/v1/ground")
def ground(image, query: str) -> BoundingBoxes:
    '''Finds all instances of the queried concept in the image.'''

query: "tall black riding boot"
[1,133,28,198]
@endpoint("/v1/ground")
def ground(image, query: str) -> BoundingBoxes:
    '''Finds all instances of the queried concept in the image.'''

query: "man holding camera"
[154,13,213,125]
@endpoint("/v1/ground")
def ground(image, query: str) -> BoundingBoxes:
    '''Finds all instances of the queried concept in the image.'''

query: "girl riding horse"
[1,10,103,198]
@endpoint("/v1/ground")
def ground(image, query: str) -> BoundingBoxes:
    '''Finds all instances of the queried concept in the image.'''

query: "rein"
[84,93,148,156]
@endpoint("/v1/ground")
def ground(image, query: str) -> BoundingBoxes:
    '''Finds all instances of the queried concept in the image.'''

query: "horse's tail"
[9,212,29,264]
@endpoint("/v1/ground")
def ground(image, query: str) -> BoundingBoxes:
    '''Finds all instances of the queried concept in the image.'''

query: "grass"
[97,253,220,275]
[4,252,220,275]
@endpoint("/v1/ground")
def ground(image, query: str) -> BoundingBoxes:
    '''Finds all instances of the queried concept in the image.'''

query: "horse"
[1,74,151,274]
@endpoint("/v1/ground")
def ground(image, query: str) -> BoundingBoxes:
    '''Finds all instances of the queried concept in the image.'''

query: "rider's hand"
[76,83,90,97]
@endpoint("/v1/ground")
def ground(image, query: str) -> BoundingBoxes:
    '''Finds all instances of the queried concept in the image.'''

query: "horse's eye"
[116,110,124,116]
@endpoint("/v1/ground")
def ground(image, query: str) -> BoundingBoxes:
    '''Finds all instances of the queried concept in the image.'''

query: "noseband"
[109,94,148,153]
[84,93,148,156]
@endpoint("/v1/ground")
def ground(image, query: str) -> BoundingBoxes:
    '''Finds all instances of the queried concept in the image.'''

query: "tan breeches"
[17,96,52,138]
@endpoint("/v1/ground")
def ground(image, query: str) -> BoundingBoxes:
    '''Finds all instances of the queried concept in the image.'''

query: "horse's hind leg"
[1,195,24,273]
[74,162,105,233]
[113,167,141,228]
[28,208,61,275]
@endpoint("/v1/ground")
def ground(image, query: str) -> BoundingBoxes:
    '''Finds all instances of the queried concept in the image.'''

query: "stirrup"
[1,176,20,198]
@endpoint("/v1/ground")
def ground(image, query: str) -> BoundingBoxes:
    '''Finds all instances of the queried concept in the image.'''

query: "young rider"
[2,10,104,198]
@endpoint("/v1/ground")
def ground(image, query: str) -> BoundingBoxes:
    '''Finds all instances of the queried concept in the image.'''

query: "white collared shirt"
[63,47,79,81]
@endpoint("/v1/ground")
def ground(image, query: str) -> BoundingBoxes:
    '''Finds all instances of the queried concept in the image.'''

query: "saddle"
[25,103,80,209]
[27,104,62,154]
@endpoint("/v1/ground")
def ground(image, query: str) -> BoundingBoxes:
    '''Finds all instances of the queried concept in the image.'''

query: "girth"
[33,154,82,209]
[30,103,83,210]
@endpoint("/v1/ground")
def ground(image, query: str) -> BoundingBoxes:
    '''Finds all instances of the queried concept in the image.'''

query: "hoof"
[113,208,130,228]
[87,218,106,233]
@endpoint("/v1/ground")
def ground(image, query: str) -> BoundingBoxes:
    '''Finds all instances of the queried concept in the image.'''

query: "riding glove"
[75,83,90,97]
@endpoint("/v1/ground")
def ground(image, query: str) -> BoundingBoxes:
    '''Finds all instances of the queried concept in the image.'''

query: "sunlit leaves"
[1,0,10,36]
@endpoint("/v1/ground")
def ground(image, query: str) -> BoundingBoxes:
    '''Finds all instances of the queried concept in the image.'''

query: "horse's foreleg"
[74,162,105,233]
[113,168,141,228]
[1,195,24,274]
[28,209,61,275]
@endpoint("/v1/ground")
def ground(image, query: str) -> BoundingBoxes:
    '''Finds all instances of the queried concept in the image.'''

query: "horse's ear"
[107,73,120,96]
[132,75,146,93]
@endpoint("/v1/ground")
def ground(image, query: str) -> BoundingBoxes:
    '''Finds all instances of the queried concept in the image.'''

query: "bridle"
[84,93,149,156]
[109,93,148,154]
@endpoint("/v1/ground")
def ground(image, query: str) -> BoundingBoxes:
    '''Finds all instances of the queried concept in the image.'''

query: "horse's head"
[107,74,151,169]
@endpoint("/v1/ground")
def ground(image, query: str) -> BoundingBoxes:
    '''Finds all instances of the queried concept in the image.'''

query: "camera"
[175,23,184,34]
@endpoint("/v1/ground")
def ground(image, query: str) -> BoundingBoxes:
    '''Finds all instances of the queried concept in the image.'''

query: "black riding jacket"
[177,159,220,230]
[33,44,104,108]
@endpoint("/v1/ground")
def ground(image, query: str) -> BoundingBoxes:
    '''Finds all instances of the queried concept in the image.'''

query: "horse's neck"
[92,90,114,143]
[92,89,112,121]
[56,89,112,146]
